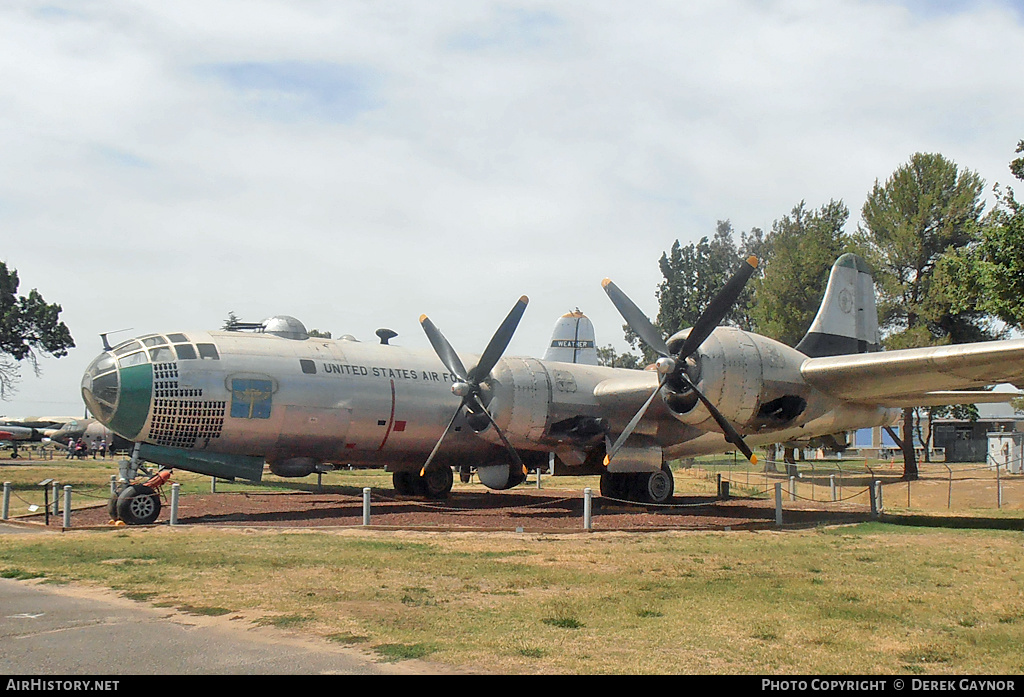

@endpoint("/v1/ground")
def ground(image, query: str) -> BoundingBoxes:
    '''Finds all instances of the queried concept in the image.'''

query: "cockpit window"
[197,343,219,360]
[168,333,189,343]
[117,351,149,368]
[142,336,167,347]
[174,344,197,360]
[149,346,175,362]
[113,341,142,357]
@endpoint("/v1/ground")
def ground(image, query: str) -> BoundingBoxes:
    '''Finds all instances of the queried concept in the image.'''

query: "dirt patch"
[27,487,875,532]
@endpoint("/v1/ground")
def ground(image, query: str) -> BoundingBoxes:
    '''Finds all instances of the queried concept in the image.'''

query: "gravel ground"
[21,487,875,532]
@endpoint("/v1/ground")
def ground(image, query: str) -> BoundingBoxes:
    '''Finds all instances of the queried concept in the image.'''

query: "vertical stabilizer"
[543,310,599,365]
[795,253,880,357]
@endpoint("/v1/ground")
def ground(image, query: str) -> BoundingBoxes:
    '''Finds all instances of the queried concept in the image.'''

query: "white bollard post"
[536,467,542,489]
[789,476,796,502]
[775,482,783,525]
[583,487,593,530]
[876,481,883,514]
[830,474,837,502]
[170,483,180,526]
[51,482,60,516]
[362,487,371,526]
[62,486,71,528]
[2,482,9,520]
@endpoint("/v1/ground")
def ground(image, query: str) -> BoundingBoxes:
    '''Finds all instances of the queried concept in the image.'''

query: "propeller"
[602,256,760,465]
[419,296,530,477]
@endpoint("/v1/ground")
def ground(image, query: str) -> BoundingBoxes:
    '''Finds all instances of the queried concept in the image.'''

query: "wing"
[801,339,1024,407]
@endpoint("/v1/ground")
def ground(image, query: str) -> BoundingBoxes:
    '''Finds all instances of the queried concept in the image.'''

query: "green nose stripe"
[109,363,153,440]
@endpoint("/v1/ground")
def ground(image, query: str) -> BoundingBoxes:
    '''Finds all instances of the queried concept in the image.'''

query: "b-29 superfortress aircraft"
[81,254,1024,524]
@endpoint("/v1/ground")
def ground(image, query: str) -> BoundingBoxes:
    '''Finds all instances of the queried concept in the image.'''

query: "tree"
[596,344,641,369]
[941,139,1024,330]
[853,152,995,478]
[749,200,852,346]
[631,221,761,361]
[308,329,333,339]
[222,311,242,331]
[0,262,75,399]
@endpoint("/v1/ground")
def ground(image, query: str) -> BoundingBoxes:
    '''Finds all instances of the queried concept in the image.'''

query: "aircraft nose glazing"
[81,351,119,423]
[80,340,154,440]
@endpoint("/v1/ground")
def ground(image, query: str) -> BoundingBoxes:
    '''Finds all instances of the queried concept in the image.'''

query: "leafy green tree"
[853,152,995,478]
[630,221,762,361]
[596,345,641,369]
[941,140,1024,330]
[749,200,851,346]
[0,262,75,399]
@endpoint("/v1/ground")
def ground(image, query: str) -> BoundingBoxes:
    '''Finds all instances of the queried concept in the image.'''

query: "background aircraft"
[81,254,1024,524]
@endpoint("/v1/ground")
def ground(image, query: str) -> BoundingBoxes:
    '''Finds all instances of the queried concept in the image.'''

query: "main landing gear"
[600,463,675,504]
[392,466,454,499]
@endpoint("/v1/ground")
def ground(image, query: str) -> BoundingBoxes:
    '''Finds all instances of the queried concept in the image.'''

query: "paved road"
[0,576,411,675]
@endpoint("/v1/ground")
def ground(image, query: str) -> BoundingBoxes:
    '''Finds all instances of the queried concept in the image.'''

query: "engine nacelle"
[663,327,812,434]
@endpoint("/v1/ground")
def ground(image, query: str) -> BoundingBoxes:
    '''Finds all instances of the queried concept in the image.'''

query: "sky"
[2,0,1023,418]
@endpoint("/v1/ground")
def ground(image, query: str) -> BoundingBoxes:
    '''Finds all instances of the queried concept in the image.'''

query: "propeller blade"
[601,279,671,358]
[420,315,469,382]
[421,402,465,475]
[604,373,669,465]
[469,394,527,474]
[675,255,759,359]
[679,374,757,465]
[468,296,529,384]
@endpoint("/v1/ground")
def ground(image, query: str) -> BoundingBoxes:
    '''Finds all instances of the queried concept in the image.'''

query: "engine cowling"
[663,327,812,433]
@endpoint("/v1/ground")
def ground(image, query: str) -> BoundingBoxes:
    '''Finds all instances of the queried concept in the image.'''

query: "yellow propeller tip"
[749,454,758,465]
[601,278,613,288]
[419,468,426,476]
[746,255,759,268]
[419,314,428,323]
[519,295,529,304]
[603,455,611,467]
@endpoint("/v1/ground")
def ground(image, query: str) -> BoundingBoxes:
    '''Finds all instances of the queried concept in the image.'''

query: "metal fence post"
[362,488,371,526]
[2,482,9,520]
[62,486,71,528]
[583,487,593,530]
[869,480,878,517]
[110,475,117,495]
[876,480,883,514]
[51,482,60,517]
[789,476,796,502]
[830,474,837,502]
[211,477,217,493]
[170,483,180,526]
[774,482,783,525]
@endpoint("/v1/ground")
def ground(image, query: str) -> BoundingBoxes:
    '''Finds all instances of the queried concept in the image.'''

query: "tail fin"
[543,309,599,365]
[795,253,880,357]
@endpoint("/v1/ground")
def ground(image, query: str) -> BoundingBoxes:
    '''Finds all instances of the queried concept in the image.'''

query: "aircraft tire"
[393,471,416,496]
[638,465,674,504]
[421,466,453,500]
[115,485,161,525]
[107,485,127,520]
[600,472,631,501]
